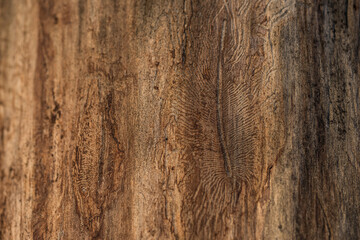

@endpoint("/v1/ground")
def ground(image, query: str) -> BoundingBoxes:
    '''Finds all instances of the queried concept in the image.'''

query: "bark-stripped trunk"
[0,0,359,239]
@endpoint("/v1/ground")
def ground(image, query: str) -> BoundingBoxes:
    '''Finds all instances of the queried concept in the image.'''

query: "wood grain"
[0,0,359,239]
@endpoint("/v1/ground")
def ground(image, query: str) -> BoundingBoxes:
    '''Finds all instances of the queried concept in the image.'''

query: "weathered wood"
[0,0,359,239]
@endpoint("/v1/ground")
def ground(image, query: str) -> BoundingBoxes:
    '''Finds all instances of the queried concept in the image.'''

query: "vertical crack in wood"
[216,20,232,178]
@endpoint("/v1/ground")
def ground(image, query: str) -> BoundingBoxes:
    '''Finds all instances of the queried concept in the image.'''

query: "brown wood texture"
[0,0,359,239]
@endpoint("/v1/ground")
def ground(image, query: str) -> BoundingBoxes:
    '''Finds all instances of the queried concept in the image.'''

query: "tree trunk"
[0,0,359,239]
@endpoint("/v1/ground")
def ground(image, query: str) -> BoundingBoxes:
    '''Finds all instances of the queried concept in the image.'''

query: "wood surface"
[0,0,359,239]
